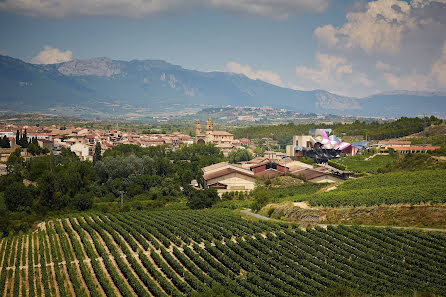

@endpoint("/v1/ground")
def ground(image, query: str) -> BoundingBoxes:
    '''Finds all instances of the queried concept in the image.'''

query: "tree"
[228,148,253,163]
[187,188,219,209]
[22,129,28,148]
[16,130,20,145]
[251,188,270,212]
[93,142,102,164]
[27,143,41,156]
[71,192,93,211]
[0,135,10,148]
[6,148,24,174]
[4,182,33,211]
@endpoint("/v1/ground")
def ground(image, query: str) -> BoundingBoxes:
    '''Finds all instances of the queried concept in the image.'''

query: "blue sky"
[1,0,446,97]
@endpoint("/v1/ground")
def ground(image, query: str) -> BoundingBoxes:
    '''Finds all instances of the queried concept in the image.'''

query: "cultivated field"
[299,170,446,207]
[1,209,445,297]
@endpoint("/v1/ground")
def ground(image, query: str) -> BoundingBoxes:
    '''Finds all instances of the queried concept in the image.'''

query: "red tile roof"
[392,146,441,151]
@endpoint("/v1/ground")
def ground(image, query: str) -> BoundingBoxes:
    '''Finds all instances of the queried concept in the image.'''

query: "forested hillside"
[231,116,443,146]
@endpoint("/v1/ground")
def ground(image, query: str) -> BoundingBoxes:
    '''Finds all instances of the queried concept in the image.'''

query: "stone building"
[195,117,234,156]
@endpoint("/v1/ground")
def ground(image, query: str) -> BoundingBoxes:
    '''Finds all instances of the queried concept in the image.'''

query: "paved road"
[241,209,275,221]
[241,209,446,233]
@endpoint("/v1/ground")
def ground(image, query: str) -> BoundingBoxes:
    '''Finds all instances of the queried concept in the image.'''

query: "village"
[1,116,442,195]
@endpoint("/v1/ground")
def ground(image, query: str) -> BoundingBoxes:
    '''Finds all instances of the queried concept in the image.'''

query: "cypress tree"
[16,130,20,146]
[93,142,102,164]
[22,129,28,148]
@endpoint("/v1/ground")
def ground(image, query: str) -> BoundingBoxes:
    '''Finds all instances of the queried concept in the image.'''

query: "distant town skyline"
[1,0,446,97]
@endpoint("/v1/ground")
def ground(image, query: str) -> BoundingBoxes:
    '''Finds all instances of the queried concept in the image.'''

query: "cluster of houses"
[0,124,200,161]
[0,120,251,175]
[201,156,348,194]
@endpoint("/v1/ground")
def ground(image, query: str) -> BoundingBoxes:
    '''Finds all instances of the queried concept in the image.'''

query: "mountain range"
[1,54,445,119]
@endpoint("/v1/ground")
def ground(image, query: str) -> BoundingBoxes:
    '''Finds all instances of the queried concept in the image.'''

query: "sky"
[1,0,446,98]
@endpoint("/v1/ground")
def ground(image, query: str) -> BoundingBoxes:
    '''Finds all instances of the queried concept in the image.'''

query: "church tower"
[206,117,214,136]
[195,120,201,136]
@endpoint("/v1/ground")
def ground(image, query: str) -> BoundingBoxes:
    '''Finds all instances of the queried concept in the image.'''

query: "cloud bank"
[31,46,72,64]
[297,0,446,97]
[0,0,330,18]
[225,61,284,87]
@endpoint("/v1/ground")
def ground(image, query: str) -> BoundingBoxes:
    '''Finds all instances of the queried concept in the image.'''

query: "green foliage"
[27,143,42,156]
[0,135,10,148]
[4,182,33,212]
[378,154,446,173]
[212,200,252,209]
[303,170,446,207]
[267,183,327,202]
[336,154,398,173]
[228,148,252,163]
[93,142,102,164]
[72,192,94,211]
[251,188,271,212]
[328,160,347,171]
[3,210,446,297]
[191,284,236,297]
[231,116,443,145]
[187,188,219,209]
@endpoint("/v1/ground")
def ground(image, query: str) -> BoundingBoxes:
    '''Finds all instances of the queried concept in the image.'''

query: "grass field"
[0,209,445,297]
[297,170,446,207]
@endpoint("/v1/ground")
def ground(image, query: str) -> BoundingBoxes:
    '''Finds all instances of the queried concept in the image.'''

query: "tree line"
[231,116,443,146]
[0,143,224,233]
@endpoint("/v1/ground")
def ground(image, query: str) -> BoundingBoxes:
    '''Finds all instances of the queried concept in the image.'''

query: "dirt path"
[364,153,389,160]
[55,219,91,297]
[43,230,60,297]
[0,238,7,269]
[19,234,28,297]
[293,202,313,209]
[74,217,123,297]
[49,221,78,297]
[241,208,446,233]
[5,237,18,297]
[34,232,44,297]
[91,216,156,297]
[82,217,138,297]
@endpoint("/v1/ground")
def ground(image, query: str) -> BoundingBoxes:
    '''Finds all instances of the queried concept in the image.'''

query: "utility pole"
[119,191,125,209]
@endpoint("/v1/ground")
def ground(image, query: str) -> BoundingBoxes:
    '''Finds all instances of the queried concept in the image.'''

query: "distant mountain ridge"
[0,55,445,118]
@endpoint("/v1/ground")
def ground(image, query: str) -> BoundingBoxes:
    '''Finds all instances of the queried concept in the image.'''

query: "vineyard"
[1,209,446,297]
[300,170,446,207]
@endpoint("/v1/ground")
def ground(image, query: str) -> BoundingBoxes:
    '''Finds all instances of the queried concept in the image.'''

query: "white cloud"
[295,53,373,97]
[0,0,330,18]
[430,42,446,87]
[382,72,429,90]
[225,61,284,87]
[308,0,446,96]
[314,0,413,54]
[296,52,374,96]
[31,46,72,64]
[375,61,400,72]
[412,0,446,8]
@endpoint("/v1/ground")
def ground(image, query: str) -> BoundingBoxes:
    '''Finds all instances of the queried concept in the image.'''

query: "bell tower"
[206,117,214,135]
[195,120,201,136]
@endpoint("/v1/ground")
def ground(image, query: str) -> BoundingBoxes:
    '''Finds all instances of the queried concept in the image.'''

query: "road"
[241,209,446,233]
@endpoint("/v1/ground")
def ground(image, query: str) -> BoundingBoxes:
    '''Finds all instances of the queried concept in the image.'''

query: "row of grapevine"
[0,209,445,296]
[302,170,446,206]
